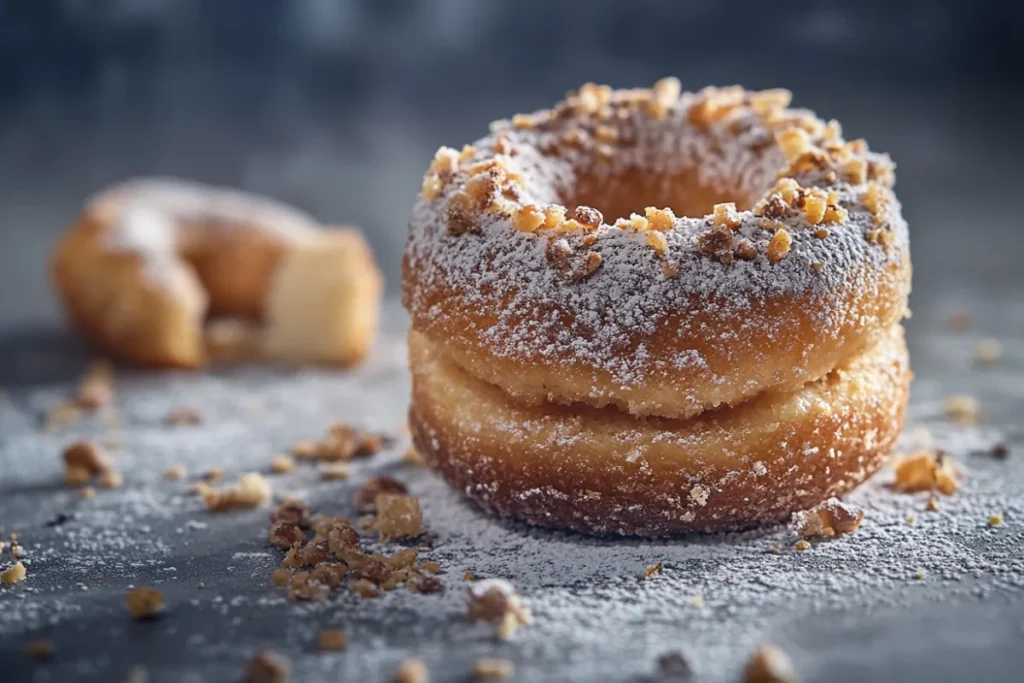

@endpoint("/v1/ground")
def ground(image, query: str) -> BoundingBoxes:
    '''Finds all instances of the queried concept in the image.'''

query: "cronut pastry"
[52,178,383,368]
[403,80,911,535]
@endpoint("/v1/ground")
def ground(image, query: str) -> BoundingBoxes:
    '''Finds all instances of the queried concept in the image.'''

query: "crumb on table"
[743,644,796,683]
[125,587,164,619]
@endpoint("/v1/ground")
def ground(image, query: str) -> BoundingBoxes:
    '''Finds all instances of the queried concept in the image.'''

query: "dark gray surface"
[2,8,1024,677]
[1,295,1024,683]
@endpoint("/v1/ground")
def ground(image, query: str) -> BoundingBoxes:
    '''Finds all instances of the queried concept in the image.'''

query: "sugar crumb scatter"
[0,308,1022,683]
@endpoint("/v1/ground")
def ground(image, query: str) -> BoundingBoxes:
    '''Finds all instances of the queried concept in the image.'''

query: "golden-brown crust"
[402,80,912,535]
[51,215,208,367]
[406,253,910,419]
[51,179,383,368]
[409,326,910,535]
[403,82,910,419]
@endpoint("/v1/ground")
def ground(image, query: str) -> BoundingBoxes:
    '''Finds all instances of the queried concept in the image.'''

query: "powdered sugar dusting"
[0,309,1022,681]
[404,85,908,398]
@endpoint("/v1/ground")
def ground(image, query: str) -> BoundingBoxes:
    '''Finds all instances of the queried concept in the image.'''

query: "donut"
[52,178,383,368]
[403,79,912,534]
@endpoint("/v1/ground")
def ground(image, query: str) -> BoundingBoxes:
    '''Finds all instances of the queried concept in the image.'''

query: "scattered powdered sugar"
[1,307,1022,681]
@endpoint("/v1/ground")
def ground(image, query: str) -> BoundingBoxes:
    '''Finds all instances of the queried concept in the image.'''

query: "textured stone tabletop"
[1,296,1023,683]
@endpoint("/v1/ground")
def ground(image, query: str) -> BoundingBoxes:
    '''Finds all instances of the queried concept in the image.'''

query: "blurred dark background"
[1,0,1022,332]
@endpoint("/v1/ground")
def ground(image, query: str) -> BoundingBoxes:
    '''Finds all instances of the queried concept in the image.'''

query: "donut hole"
[178,228,285,321]
[570,167,760,223]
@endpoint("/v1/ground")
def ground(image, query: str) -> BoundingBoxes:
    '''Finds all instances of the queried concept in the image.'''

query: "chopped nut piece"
[268,522,305,550]
[26,639,54,659]
[645,206,677,232]
[657,650,693,678]
[926,496,940,512]
[352,578,380,599]
[905,514,917,526]
[353,432,385,457]
[374,495,425,542]
[768,544,782,554]
[419,175,444,201]
[974,339,1001,365]
[271,568,293,587]
[803,190,827,225]
[793,498,864,539]
[288,571,330,601]
[776,128,811,162]
[734,239,757,261]
[512,204,546,233]
[100,471,124,489]
[1,561,26,585]
[647,230,669,254]
[395,658,429,683]
[595,125,618,143]
[204,473,273,512]
[388,548,419,570]
[418,560,441,575]
[65,465,92,486]
[743,644,796,683]
[317,629,347,652]
[269,456,295,474]
[688,85,744,126]
[76,360,114,410]
[766,228,792,263]
[944,395,978,426]
[80,486,95,500]
[541,205,567,230]
[125,587,164,619]
[843,158,868,184]
[712,202,741,230]
[164,466,186,481]
[461,572,477,582]
[320,463,350,481]
[511,114,534,129]
[988,514,1004,527]
[244,651,291,683]
[646,77,681,119]
[467,579,532,640]
[642,562,663,580]
[749,88,792,114]
[474,658,514,680]
[793,540,811,551]
[165,407,202,426]
[862,182,888,222]
[574,206,603,230]
[892,451,961,495]
[428,146,460,175]
[63,441,112,476]
[697,226,734,261]
[355,477,408,510]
